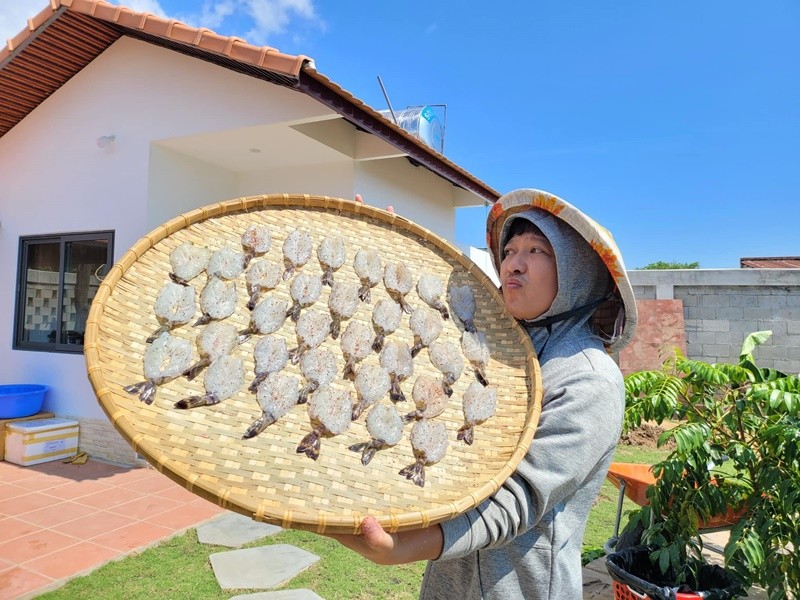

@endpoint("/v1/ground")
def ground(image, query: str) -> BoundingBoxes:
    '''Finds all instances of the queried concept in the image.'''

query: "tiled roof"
[740,257,800,268]
[0,0,499,202]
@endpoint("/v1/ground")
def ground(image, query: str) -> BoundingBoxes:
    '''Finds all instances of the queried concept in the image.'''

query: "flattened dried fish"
[448,284,477,333]
[353,248,381,303]
[379,340,414,403]
[169,242,211,286]
[328,280,359,339]
[457,382,497,445]
[207,247,246,280]
[409,305,443,358]
[241,224,272,268]
[417,273,450,319]
[195,277,237,326]
[317,236,346,286]
[348,403,404,465]
[383,261,414,314]
[461,330,490,386]
[249,335,289,393]
[371,297,402,352]
[296,385,352,460]
[288,272,322,322]
[147,282,196,343]
[403,374,447,422]
[242,372,299,439]
[299,347,337,404]
[175,354,244,409]
[238,296,289,343]
[351,363,391,420]
[340,320,373,381]
[184,321,238,380]
[123,332,193,404]
[428,339,464,397]
[245,258,282,310]
[288,308,332,365]
[399,419,449,488]
[282,228,313,280]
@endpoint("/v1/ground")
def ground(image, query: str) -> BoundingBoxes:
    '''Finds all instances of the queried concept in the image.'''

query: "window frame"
[13,230,114,354]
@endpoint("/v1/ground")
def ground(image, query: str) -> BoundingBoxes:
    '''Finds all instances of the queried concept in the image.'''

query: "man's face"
[499,231,558,321]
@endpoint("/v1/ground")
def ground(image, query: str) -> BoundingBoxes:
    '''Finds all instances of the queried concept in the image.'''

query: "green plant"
[621,331,800,598]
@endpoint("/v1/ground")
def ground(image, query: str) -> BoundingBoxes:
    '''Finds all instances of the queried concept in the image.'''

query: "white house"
[0,0,499,464]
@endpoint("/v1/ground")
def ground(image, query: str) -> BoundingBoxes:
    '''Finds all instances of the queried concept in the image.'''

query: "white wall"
[0,36,466,425]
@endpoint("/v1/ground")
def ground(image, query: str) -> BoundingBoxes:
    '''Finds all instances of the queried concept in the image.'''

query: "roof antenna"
[377,76,398,124]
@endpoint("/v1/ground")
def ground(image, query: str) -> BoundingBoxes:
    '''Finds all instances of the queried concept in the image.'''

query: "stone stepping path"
[197,512,324,599]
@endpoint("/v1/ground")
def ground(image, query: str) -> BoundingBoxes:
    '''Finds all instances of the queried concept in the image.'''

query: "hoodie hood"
[486,189,637,353]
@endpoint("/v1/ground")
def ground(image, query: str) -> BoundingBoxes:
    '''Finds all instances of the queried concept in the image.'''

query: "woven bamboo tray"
[85,194,542,534]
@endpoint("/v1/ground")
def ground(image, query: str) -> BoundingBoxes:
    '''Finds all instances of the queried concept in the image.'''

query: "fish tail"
[296,432,321,460]
[371,333,384,353]
[476,367,489,387]
[457,424,474,445]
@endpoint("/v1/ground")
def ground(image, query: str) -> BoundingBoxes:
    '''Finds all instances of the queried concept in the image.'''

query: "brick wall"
[68,416,149,467]
[628,269,800,374]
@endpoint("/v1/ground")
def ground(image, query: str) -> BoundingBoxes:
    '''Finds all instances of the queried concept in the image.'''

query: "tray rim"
[84,193,542,534]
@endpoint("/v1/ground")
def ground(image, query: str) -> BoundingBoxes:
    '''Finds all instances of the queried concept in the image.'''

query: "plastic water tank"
[379,106,444,154]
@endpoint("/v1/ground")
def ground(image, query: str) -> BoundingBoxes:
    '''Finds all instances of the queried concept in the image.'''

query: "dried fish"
[348,403,404,465]
[288,272,322,322]
[461,330,490,386]
[403,374,447,422]
[147,282,196,343]
[417,273,450,320]
[384,261,414,314]
[245,258,282,310]
[184,322,238,380]
[409,305,443,358]
[288,308,332,365]
[399,419,449,488]
[340,320,373,381]
[379,340,414,403]
[328,280,360,339]
[371,298,402,352]
[428,339,464,397]
[175,354,244,409]
[207,247,246,280]
[249,335,290,393]
[242,372,299,439]
[194,277,237,326]
[282,228,313,280]
[241,224,272,268]
[351,363,391,420]
[296,385,353,460]
[169,242,211,286]
[299,347,338,404]
[317,236,346,286]
[123,332,193,404]
[457,382,497,445]
[238,296,290,343]
[448,284,477,333]
[353,248,381,302]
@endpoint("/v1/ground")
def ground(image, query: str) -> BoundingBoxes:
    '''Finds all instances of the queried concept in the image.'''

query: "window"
[14,231,114,353]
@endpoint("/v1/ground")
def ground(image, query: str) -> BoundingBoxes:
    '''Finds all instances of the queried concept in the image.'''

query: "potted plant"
[613,331,799,599]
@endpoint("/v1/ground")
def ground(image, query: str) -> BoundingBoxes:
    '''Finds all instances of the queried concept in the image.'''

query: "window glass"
[15,232,113,353]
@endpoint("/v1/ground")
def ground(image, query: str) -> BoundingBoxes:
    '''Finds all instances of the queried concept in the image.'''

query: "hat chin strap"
[522,293,613,359]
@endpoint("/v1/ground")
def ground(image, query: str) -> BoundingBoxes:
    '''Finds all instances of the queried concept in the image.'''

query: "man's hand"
[325,516,443,565]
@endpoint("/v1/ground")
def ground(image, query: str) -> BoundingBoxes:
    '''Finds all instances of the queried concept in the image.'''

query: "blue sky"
[3,1,798,268]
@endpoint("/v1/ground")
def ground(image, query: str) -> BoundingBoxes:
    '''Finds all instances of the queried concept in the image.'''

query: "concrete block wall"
[628,269,800,374]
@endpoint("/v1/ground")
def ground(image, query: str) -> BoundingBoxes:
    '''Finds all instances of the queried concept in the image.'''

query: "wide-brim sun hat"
[486,188,637,353]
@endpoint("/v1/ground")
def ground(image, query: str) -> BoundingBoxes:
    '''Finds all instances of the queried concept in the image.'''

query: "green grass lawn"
[37,444,668,600]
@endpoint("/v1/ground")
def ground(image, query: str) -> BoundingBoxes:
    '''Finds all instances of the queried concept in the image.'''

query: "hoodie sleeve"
[437,348,624,560]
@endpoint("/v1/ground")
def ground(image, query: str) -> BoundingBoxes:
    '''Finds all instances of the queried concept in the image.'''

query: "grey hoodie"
[419,209,625,599]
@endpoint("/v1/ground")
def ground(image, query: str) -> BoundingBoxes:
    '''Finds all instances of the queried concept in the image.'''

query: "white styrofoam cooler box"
[4,418,79,466]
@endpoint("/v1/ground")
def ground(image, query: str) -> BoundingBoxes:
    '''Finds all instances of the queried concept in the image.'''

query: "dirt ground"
[619,423,676,449]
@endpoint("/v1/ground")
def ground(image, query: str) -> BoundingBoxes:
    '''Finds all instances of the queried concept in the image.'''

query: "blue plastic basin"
[0,385,49,419]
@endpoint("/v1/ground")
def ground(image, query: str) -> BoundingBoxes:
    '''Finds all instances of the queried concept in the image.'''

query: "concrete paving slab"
[198,512,282,547]
[228,590,325,600]
[210,545,319,590]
